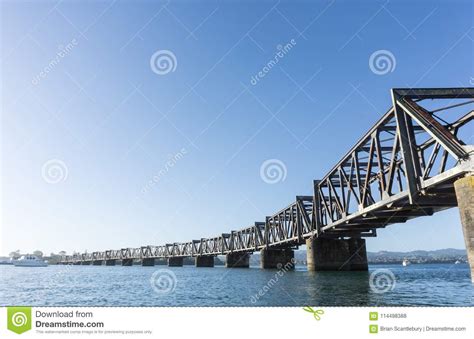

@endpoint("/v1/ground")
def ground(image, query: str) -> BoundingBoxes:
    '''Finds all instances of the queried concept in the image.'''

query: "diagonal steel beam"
[392,89,423,203]
[396,97,468,159]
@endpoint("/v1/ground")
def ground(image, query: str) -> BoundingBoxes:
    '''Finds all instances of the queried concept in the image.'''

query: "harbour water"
[1,264,473,307]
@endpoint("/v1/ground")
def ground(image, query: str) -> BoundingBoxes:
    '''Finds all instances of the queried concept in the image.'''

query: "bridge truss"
[61,88,474,264]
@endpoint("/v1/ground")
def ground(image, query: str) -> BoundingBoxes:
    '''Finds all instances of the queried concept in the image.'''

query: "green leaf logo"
[7,307,32,334]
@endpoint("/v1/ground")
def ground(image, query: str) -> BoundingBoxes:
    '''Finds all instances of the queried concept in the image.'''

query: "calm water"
[1,264,473,306]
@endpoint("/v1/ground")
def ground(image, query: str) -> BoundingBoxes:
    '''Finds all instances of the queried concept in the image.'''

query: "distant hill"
[242,248,467,265]
[367,248,467,264]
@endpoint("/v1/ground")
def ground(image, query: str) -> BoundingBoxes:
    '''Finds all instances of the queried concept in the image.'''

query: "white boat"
[402,259,411,266]
[455,260,461,264]
[13,255,48,267]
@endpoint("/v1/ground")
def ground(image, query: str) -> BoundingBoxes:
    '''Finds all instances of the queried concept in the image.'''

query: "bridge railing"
[264,195,314,248]
[228,223,265,252]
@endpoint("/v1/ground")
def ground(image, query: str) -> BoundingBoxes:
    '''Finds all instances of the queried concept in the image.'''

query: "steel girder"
[317,88,473,236]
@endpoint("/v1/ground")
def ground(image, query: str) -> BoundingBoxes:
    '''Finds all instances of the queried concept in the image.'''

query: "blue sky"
[1,0,473,256]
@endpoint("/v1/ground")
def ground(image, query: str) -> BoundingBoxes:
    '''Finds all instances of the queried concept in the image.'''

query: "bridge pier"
[92,260,103,266]
[73,262,81,265]
[121,259,133,266]
[195,256,214,267]
[226,252,250,268]
[105,260,116,266]
[168,257,183,267]
[81,261,91,265]
[306,237,368,271]
[260,248,294,269]
[454,175,474,283]
[141,258,155,266]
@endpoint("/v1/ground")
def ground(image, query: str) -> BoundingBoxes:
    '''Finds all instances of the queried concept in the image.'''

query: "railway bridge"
[59,88,474,281]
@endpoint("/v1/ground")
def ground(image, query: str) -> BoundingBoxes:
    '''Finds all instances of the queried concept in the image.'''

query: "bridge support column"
[195,256,214,267]
[306,238,368,271]
[226,253,250,268]
[92,260,103,266]
[121,259,133,266]
[454,175,474,283]
[73,262,81,265]
[168,257,183,267]
[105,260,116,266]
[260,249,294,269]
[141,258,155,266]
[81,261,91,265]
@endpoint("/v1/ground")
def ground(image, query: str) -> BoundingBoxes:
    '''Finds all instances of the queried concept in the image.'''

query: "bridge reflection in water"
[59,88,474,282]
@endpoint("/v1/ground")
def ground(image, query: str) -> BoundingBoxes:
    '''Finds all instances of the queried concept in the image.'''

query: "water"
[1,264,473,306]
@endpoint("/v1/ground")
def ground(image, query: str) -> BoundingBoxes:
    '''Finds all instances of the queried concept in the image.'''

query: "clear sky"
[1,0,473,256]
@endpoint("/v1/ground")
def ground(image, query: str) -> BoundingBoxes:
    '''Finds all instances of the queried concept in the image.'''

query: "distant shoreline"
[1,248,467,266]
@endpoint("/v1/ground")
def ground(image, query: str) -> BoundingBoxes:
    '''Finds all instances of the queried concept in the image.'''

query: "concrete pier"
[306,237,368,271]
[454,175,474,283]
[195,256,214,267]
[92,260,103,266]
[121,259,133,266]
[260,248,294,269]
[168,257,184,267]
[226,252,250,268]
[105,260,116,266]
[141,258,155,266]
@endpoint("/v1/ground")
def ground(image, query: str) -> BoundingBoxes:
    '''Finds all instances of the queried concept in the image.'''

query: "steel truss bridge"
[60,88,474,265]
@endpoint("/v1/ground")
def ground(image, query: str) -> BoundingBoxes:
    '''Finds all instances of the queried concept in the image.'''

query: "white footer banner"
[0,307,472,338]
